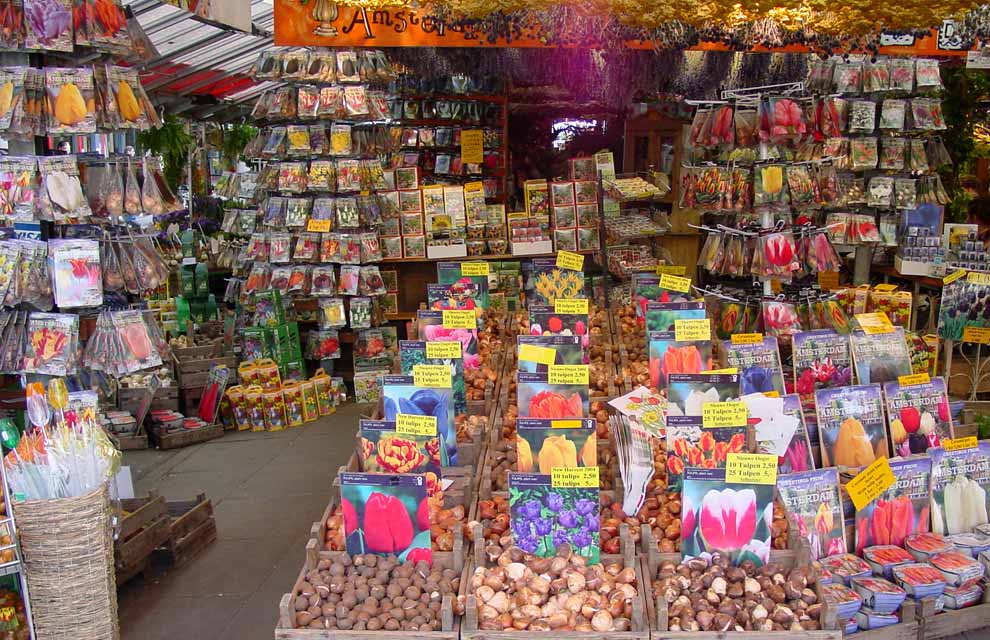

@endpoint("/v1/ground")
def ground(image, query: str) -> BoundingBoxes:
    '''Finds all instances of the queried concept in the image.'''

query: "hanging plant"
[221,123,258,170]
[137,115,194,193]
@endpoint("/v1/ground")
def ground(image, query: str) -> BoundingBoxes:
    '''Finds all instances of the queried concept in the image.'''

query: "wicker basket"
[13,483,118,640]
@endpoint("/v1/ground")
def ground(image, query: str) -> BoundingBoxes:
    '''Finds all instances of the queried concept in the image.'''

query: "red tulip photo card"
[339,472,432,565]
[854,455,931,554]
[516,372,588,420]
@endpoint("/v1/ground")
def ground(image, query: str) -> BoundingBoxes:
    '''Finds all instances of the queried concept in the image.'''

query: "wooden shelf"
[380,250,596,264]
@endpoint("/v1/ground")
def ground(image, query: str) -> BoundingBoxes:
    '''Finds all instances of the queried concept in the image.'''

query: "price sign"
[968,271,990,286]
[556,250,585,271]
[461,129,484,164]
[763,391,780,398]
[855,312,895,335]
[425,341,461,360]
[413,364,452,389]
[703,368,738,374]
[307,219,332,232]
[674,318,711,342]
[518,344,556,366]
[554,299,589,314]
[548,364,590,385]
[659,273,691,293]
[442,310,475,329]
[181,256,197,266]
[963,326,990,344]
[702,401,748,428]
[551,467,599,488]
[944,269,967,285]
[725,453,778,485]
[396,414,438,436]
[846,457,896,511]
[731,333,764,345]
[943,436,978,452]
[461,262,490,277]
[898,373,931,387]
[656,265,687,276]
[818,271,840,290]
[551,420,583,429]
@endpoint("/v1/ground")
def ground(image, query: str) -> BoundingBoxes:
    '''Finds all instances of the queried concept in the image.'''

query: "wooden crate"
[916,589,990,639]
[276,539,464,639]
[119,385,180,413]
[151,423,223,450]
[115,432,149,451]
[156,493,217,568]
[461,551,647,640]
[115,493,171,585]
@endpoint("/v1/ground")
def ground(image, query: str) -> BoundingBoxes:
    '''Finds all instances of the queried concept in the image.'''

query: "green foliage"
[137,116,194,193]
[221,123,258,170]
[939,67,990,222]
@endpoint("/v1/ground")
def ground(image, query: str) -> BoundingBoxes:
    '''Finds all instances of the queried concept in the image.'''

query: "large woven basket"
[13,483,118,640]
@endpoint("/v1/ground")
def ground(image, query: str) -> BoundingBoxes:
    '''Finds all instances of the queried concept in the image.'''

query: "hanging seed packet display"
[358,419,442,480]
[529,303,590,351]
[339,472,431,563]
[48,238,101,308]
[437,261,489,311]
[884,377,952,456]
[930,441,990,535]
[722,335,785,396]
[648,331,715,390]
[382,375,456,466]
[417,309,480,369]
[398,340,466,416]
[815,384,887,470]
[665,415,746,491]
[517,372,588,420]
[24,0,72,51]
[850,328,913,385]
[516,417,596,474]
[793,329,853,409]
[516,335,583,373]
[681,467,775,566]
[40,156,91,222]
[855,456,933,554]
[508,472,600,562]
[777,468,845,560]
[666,372,740,417]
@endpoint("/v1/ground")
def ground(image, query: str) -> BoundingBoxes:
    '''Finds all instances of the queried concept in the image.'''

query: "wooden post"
[452,524,464,573]
[464,594,478,632]
[655,595,669,632]
[472,521,484,568]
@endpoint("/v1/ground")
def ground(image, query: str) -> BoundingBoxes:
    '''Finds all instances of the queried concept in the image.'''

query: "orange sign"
[273,3,972,56]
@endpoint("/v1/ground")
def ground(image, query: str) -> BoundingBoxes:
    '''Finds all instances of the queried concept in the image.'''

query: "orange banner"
[273,2,971,57]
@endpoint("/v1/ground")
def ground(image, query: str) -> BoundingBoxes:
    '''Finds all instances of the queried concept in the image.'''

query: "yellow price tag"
[551,420,583,429]
[656,265,687,276]
[674,318,711,342]
[873,284,898,293]
[943,436,978,452]
[702,401,748,428]
[818,271,840,290]
[659,273,691,293]
[556,250,585,271]
[442,310,476,329]
[413,364,452,389]
[554,298,589,315]
[461,262,490,277]
[725,453,778,485]
[307,219,332,232]
[944,269,967,285]
[547,364,590,385]
[461,129,484,165]
[855,312,895,335]
[395,413,438,436]
[425,341,461,359]
[518,344,556,366]
[464,181,484,193]
[963,326,990,344]
[898,373,931,387]
[551,467,599,488]
[845,457,896,511]
[703,368,738,374]
[968,272,990,286]
[763,391,780,398]
[731,333,764,345]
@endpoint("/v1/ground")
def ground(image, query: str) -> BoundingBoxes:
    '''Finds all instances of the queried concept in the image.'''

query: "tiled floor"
[116,404,362,640]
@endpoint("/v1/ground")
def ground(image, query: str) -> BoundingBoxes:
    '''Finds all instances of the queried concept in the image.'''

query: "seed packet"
[879,99,906,130]
[25,0,72,51]
[277,162,307,193]
[48,238,101,308]
[929,550,983,587]
[23,312,77,375]
[754,164,786,207]
[850,137,878,170]
[833,61,863,94]
[286,125,311,156]
[337,264,359,296]
[318,297,346,328]
[319,233,340,262]
[878,138,905,171]
[349,297,372,329]
[894,178,917,210]
[269,266,292,295]
[403,235,426,258]
[665,415,745,491]
[360,233,382,262]
[336,159,362,192]
[40,156,90,222]
[862,59,891,93]
[777,468,845,560]
[338,233,362,264]
[304,50,335,82]
[306,329,340,360]
[268,233,291,263]
[867,176,893,209]
[310,265,336,296]
[284,197,310,228]
[886,58,914,91]
[915,58,942,90]
[849,327,912,385]
[909,139,930,172]
[822,555,872,589]
[849,100,876,133]
[722,336,784,395]
[334,196,359,228]
[930,441,990,535]
[343,85,368,117]
[329,123,352,156]
[815,383,886,470]
[855,456,933,555]
[317,86,344,119]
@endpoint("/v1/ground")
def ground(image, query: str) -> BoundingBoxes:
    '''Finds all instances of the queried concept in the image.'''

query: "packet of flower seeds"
[23,312,77,375]
[45,67,96,134]
[508,472,599,562]
[0,68,26,132]
[722,335,785,396]
[40,156,90,223]
[648,332,716,392]
[48,238,101,308]
[777,468,845,560]
[252,289,285,328]
[930,441,990,535]
[109,66,148,130]
[24,0,72,51]
[883,376,951,456]
[815,383,886,470]
[855,456,932,554]
[850,327,912,385]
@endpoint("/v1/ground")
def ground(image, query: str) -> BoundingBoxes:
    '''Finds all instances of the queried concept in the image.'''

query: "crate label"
[846,457,896,511]
[460,261,490,276]
[551,467,599,488]
[659,273,691,293]
[674,318,711,342]
[425,341,461,359]
[395,413,438,436]
[943,436,978,452]
[413,364,452,388]
[547,364,590,386]
[725,453,778,485]
[442,310,475,329]
[731,333,763,345]
[554,298,589,315]
[898,373,930,387]
[702,401,748,428]
[518,344,556,366]
[556,250,584,271]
